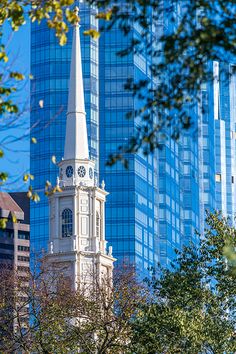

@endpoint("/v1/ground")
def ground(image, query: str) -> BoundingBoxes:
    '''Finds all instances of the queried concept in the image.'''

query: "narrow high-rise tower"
[46,8,115,289]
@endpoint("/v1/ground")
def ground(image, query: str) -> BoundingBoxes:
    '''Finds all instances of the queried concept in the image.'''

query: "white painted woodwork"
[46,14,115,291]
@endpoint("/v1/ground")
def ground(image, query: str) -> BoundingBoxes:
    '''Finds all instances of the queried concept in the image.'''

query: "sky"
[0,22,30,192]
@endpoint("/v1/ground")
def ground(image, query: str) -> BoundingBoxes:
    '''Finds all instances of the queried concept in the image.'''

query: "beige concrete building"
[0,192,30,272]
[0,192,30,335]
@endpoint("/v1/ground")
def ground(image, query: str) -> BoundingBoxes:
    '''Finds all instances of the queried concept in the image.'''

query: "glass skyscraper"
[30,3,236,272]
[199,61,236,220]
[30,4,99,252]
[99,18,159,269]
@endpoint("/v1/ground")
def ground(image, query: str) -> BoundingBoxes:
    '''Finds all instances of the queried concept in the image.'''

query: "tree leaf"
[51,155,57,164]
[83,29,100,40]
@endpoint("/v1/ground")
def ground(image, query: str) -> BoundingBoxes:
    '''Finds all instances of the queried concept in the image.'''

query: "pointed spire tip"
[73,5,80,27]
[64,4,89,161]
[74,6,79,16]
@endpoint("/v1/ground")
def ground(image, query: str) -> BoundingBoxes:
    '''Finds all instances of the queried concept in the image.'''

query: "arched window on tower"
[96,211,100,238]
[62,208,73,237]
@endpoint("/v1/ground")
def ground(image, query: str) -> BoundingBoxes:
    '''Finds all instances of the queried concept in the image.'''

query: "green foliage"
[44,179,62,196]
[31,137,37,144]
[96,10,113,21]
[0,265,144,353]
[131,212,236,354]
[0,0,81,119]
[0,213,235,352]
[0,47,8,62]
[0,1,82,189]
[9,72,25,80]
[223,242,236,273]
[27,185,40,202]
[11,212,17,223]
[51,154,57,164]
[23,173,34,182]
[0,0,234,171]
[85,0,236,163]
[84,28,100,39]
[0,172,8,183]
[0,218,7,229]
[0,0,235,167]
[0,69,19,115]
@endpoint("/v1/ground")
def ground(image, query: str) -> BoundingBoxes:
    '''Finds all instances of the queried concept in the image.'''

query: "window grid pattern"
[62,208,73,238]
[30,4,99,253]
[30,3,236,275]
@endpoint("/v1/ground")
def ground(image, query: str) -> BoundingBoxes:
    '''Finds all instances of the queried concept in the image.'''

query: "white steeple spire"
[47,6,115,289]
[64,6,89,161]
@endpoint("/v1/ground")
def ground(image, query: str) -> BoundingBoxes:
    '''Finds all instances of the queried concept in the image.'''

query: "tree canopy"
[1,213,236,353]
[0,0,235,170]
[131,212,236,354]
[89,0,236,164]
[0,3,236,351]
[0,263,145,353]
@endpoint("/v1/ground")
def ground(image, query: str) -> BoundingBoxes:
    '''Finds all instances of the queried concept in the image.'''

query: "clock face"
[66,165,73,178]
[89,167,93,179]
[78,165,86,177]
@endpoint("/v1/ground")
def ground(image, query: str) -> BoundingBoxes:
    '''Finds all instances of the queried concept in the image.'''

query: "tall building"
[30,3,158,273]
[0,192,30,335]
[0,192,30,271]
[30,3,236,273]
[46,12,114,287]
[199,61,236,221]
[30,3,99,252]
[99,20,159,270]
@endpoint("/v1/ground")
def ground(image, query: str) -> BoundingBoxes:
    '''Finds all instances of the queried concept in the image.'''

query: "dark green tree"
[131,212,236,354]
[1,213,236,353]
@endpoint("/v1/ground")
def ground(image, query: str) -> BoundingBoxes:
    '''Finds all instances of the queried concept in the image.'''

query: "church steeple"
[64,6,89,161]
[59,7,94,188]
[46,6,115,291]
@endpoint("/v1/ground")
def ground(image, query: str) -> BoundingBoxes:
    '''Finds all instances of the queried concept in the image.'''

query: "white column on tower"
[73,192,77,236]
[55,196,59,237]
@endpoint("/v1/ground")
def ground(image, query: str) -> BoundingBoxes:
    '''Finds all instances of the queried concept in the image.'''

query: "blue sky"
[0,22,30,192]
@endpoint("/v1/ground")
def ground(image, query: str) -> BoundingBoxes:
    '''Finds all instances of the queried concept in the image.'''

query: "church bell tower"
[46,7,115,289]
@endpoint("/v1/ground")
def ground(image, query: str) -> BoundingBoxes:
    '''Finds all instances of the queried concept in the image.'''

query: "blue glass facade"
[30,4,236,273]
[30,4,99,252]
[198,61,236,224]
[99,20,159,270]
